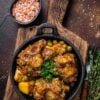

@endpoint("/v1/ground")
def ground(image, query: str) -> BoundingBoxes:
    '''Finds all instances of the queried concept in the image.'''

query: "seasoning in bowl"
[12,0,40,23]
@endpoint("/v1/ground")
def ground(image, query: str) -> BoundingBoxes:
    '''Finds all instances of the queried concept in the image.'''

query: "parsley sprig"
[40,60,59,81]
[88,49,100,100]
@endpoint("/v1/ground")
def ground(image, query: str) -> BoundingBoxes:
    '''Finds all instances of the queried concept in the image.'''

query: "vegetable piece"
[18,81,34,95]
[40,60,59,81]
[45,74,53,81]
[14,69,25,82]
[63,44,67,48]
[65,86,70,91]
[67,46,72,51]
[52,42,67,55]
[18,82,30,95]
[22,76,28,81]
[47,40,52,46]
[51,71,59,76]
[31,54,43,68]
[53,40,57,44]
[88,50,100,100]
[60,41,64,45]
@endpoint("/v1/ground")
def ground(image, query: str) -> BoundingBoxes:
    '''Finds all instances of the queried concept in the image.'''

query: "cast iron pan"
[10,23,85,100]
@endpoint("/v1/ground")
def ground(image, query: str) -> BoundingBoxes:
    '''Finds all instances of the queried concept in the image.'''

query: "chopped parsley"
[40,60,59,81]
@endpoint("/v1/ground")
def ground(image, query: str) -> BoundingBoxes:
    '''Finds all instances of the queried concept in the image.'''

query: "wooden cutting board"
[4,0,89,100]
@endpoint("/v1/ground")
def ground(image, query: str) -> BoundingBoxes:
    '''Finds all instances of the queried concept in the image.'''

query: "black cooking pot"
[10,23,85,100]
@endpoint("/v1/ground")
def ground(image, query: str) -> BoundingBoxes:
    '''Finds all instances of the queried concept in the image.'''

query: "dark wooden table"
[0,0,99,100]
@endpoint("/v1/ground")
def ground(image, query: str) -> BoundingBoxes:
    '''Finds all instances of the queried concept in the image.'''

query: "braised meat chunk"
[33,79,48,100]
[54,53,75,66]
[42,46,55,60]
[33,78,69,100]
[30,39,46,55]
[17,39,46,67]
[30,54,43,69]
[55,65,77,83]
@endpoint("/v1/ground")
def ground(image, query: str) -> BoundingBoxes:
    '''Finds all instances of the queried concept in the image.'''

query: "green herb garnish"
[40,60,59,81]
[88,49,100,100]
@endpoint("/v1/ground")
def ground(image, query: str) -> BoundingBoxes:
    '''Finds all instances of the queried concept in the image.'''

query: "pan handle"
[36,23,59,36]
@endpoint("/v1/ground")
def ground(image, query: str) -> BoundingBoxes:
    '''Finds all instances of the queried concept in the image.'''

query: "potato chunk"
[18,82,30,95]
[14,68,25,82]
[18,81,34,95]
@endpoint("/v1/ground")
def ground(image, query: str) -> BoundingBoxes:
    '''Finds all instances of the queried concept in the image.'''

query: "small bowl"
[10,0,41,25]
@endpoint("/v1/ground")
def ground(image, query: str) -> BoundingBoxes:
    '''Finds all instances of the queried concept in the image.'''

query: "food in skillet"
[14,39,78,100]
[12,0,40,23]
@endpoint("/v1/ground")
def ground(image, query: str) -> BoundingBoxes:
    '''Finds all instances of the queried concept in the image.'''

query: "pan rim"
[10,34,85,100]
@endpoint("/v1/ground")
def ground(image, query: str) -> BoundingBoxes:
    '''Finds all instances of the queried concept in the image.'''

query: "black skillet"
[10,23,85,100]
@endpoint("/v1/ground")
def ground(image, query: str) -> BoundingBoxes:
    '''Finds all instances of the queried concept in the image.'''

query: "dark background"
[0,0,100,99]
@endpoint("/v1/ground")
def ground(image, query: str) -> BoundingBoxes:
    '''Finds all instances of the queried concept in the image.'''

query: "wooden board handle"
[48,0,69,24]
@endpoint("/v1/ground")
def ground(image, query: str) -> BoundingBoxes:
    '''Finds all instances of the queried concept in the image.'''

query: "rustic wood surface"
[48,0,88,100]
[4,27,37,100]
[4,0,89,100]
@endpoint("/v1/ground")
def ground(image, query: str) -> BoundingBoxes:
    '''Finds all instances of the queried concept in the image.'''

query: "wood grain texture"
[48,0,69,23]
[4,26,38,100]
[47,1,89,99]
[3,28,26,100]
[4,0,89,100]
[81,81,88,100]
